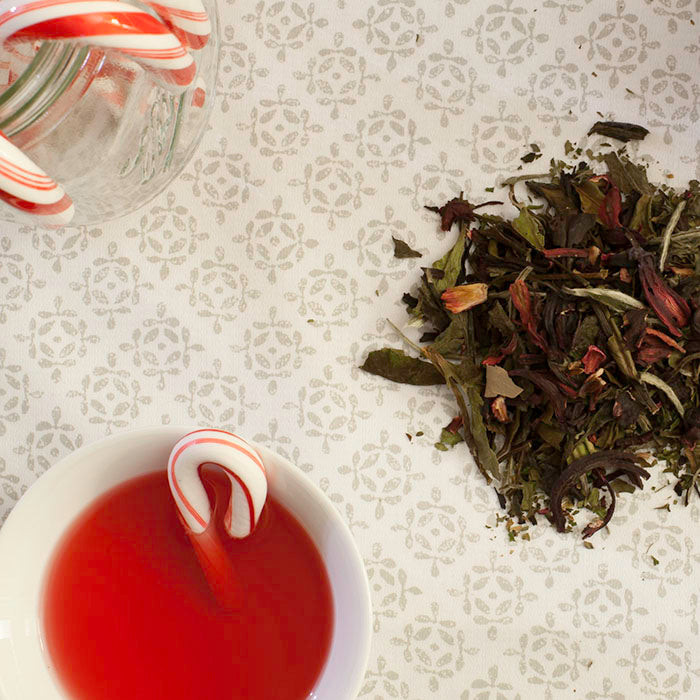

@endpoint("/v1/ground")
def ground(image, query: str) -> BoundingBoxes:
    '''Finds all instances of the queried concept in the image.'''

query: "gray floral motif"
[338,429,425,519]
[343,205,423,296]
[557,563,648,653]
[393,488,479,577]
[180,139,265,225]
[403,40,489,127]
[0,236,44,323]
[574,3,659,88]
[69,242,153,329]
[67,352,151,434]
[462,0,548,78]
[242,0,328,62]
[462,665,522,700]
[118,303,204,390]
[399,151,469,218]
[27,224,102,273]
[13,406,83,474]
[237,84,324,171]
[352,0,438,72]
[448,550,537,640]
[14,297,100,382]
[0,456,25,523]
[675,593,699,637]
[616,520,700,597]
[231,306,316,394]
[443,0,470,19]
[543,0,593,25]
[318,475,370,533]
[283,253,372,340]
[617,624,700,697]
[216,25,269,112]
[0,349,40,437]
[293,32,380,119]
[360,655,417,699]
[391,601,478,691]
[504,612,591,699]
[457,100,532,176]
[234,196,318,284]
[288,143,376,229]
[625,54,699,144]
[584,677,625,700]
[365,542,422,632]
[344,94,431,182]
[515,48,603,136]
[252,418,313,472]
[283,365,371,452]
[176,247,261,334]
[174,358,259,428]
[644,0,695,34]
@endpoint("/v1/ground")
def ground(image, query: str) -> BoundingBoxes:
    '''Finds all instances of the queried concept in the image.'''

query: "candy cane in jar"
[0,130,74,224]
[143,0,211,50]
[0,0,196,88]
[168,429,268,608]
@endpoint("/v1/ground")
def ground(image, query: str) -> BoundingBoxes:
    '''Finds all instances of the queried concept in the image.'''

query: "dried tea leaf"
[511,208,545,250]
[526,180,576,213]
[361,348,446,385]
[640,371,685,417]
[484,365,523,398]
[431,230,467,293]
[392,237,422,259]
[588,121,650,142]
[574,180,605,219]
[603,153,653,195]
[563,287,646,312]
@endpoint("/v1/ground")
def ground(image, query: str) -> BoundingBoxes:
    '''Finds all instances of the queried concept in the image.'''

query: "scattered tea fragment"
[362,128,700,538]
[587,121,650,143]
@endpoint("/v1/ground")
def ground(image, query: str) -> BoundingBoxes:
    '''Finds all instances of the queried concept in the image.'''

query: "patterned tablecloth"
[2,1,700,698]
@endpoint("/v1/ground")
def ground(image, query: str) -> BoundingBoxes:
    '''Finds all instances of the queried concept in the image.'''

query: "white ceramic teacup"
[0,426,372,700]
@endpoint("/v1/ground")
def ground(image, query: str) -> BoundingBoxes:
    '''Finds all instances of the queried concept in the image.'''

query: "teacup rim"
[0,425,372,700]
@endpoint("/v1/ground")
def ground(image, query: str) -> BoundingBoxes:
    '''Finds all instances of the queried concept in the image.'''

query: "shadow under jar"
[0,0,218,226]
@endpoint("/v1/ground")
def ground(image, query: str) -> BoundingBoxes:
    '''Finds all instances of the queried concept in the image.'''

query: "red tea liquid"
[43,470,334,700]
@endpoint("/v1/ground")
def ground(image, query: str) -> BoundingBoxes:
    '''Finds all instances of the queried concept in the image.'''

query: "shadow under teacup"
[0,426,372,700]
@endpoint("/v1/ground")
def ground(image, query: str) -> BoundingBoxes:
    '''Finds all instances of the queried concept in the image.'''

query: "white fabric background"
[2,1,700,698]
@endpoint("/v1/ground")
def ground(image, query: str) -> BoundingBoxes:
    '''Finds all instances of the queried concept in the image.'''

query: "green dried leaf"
[640,371,685,417]
[588,121,650,142]
[603,153,653,195]
[431,230,466,293]
[435,427,464,451]
[571,316,600,359]
[511,208,545,250]
[563,287,646,312]
[574,181,605,220]
[392,237,422,259]
[360,348,446,385]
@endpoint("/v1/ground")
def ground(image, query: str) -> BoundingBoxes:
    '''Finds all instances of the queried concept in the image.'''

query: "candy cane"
[0,131,74,224]
[145,0,211,50]
[0,0,196,88]
[168,429,268,539]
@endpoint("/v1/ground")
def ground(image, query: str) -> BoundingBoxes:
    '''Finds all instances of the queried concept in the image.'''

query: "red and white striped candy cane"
[0,131,74,224]
[168,429,268,539]
[0,0,196,88]
[144,0,210,50]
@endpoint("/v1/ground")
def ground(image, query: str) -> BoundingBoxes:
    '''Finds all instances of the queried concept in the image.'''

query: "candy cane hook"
[168,429,268,539]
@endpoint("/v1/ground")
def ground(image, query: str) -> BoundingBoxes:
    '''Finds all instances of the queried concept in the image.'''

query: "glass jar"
[0,0,218,226]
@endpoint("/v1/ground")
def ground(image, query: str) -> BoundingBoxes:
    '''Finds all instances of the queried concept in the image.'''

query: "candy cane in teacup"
[0,131,74,224]
[0,0,196,88]
[168,429,267,608]
[168,428,268,539]
[144,0,211,50]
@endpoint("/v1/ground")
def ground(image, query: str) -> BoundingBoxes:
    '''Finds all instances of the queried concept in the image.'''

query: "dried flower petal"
[582,345,607,374]
[509,280,548,352]
[441,283,488,313]
[491,396,510,423]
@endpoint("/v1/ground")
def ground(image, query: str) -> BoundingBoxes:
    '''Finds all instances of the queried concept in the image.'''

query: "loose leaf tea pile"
[362,127,700,538]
